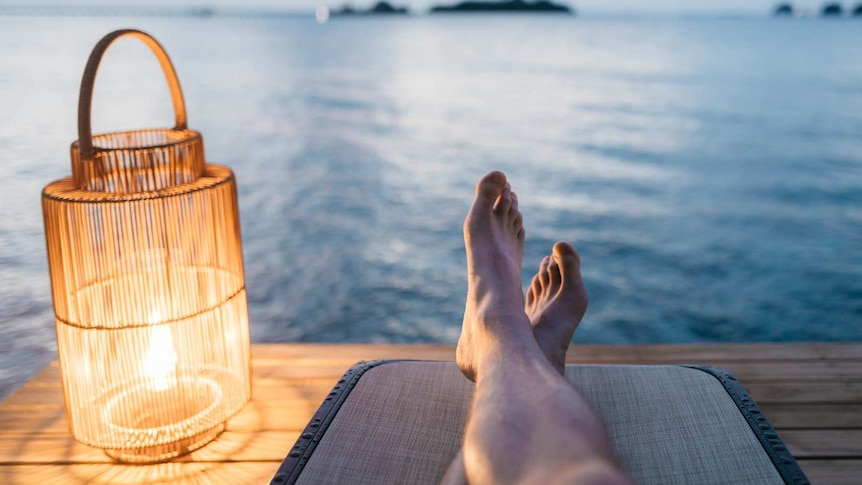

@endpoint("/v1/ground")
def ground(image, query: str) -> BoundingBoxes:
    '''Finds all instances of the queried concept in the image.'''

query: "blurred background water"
[1,13,861,399]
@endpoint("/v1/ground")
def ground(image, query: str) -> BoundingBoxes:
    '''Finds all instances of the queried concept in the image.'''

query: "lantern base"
[103,422,225,463]
[98,370,233,463]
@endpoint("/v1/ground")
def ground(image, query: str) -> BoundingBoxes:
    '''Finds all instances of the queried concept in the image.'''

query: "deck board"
[796,460,862,485]
[0,343,859,484]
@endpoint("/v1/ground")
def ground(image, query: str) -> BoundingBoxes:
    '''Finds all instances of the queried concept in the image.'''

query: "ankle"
[472,324,547,379]
[533,326,569,375]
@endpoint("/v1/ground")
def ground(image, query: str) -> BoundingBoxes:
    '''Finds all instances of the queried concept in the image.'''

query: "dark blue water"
[1,14,861,398]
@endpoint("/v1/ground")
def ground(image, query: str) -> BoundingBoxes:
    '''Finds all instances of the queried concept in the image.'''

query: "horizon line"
[0,4,797,18]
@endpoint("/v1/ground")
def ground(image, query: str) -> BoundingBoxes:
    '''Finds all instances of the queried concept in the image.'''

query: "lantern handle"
[77,29,188,162]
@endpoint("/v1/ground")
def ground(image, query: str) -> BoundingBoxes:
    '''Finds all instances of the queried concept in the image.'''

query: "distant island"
[773,2,862,17]
[820,2,862,16]
[431,0,573,14]
[821,2,843,16]
[335,1,408,15]
[773,3,794,16]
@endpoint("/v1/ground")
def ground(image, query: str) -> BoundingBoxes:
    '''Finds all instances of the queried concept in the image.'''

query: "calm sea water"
[1,14,861,399]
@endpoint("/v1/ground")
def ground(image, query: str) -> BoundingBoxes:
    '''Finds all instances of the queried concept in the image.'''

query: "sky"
[0,1,827,15]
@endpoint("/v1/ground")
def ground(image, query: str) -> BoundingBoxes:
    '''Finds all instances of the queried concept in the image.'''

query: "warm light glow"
[143,326,177,391]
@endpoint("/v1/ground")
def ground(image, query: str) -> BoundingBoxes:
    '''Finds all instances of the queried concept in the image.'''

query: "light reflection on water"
[1,15,861,399]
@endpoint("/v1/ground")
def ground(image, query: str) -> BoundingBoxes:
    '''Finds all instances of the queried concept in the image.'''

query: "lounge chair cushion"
[270,361,808,485]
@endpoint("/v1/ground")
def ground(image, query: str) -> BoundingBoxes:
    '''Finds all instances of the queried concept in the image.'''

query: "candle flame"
[144,326,177,391]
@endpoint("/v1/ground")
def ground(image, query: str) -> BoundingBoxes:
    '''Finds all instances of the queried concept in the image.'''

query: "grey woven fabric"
[566,365,783,485]
[299,362,472,485]
[297,362,784,485]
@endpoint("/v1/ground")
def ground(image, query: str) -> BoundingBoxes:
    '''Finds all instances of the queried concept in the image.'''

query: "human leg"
[445,172,631,484]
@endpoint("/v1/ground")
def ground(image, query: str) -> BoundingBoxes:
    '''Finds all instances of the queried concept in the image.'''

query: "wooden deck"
[1,343,860,484]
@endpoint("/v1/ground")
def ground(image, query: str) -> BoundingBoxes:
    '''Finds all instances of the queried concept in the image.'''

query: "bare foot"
[526,242,589,376]
[456,171,529,382]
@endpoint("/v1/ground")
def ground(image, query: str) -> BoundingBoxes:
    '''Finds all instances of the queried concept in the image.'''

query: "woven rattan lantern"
[41,30,251,463]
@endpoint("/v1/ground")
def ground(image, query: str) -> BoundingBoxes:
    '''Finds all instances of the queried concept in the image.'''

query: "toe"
[539,256,551,288]
[517,227,525,242]
[553,241,581,272]
[474,171,507,210]
[529,273,541,293]
[549,258,562,287]
[526,286,535,306]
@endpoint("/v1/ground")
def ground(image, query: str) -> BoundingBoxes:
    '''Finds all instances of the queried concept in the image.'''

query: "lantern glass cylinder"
[41,30,251,463]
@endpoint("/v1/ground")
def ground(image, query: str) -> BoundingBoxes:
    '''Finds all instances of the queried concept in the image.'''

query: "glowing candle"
[143,325,178,392]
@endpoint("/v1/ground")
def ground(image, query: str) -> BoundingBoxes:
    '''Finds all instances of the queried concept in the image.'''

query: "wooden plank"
[744,382,862,404]
[0,462,281,485]
[0,430,297,465]
[7,427,859,466]
[797,459,862,485]
[20,361,354,389]
[0,389,63,407]
[250,359,862,383]
[252,343,457,362]
[3,461,859,485]
[0,401,321,435]
[0,380,338,410]
[760,403,862,429]
[570,343,862,362]
[249,343,862,363]
[782,430,862,458]
[225,401,319,432]
[6,401,858,437]
[0,406,66,434]
[242,373,862,409]
[8,373,860,411]
[20,348,862,392]
[702,361,862,382]
[19,359,862,396]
